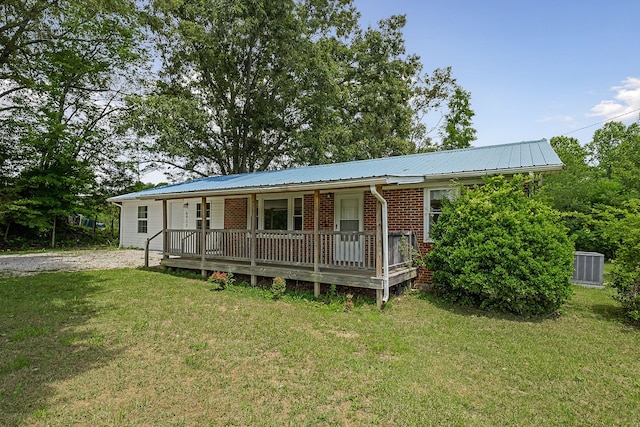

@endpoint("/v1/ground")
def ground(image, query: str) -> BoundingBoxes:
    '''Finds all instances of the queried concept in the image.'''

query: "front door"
[334,194,363,262]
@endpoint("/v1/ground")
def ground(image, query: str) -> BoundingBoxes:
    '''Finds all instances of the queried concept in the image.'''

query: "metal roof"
[109,139,562,201]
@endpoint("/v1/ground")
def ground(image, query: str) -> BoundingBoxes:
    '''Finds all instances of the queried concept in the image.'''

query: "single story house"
[108,140,563,307]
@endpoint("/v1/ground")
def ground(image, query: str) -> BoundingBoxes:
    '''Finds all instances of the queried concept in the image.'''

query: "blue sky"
[353,0,640,146]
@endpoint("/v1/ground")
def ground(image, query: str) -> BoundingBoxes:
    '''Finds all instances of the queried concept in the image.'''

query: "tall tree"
[0,0,144,245]
[130,0,460,178]
[439,87,476,150]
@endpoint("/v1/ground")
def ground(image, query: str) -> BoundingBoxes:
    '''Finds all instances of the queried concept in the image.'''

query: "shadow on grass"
[0,272,123,425]
[414,290,558,323]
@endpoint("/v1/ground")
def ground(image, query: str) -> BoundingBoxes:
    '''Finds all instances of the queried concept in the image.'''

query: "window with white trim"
[196,202,211,229]
[424,188,456,241]
[137,206,148,233]
[259,196,303,230]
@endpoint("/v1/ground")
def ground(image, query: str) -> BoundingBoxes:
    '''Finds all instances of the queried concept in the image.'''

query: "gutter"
[369,185,389,303]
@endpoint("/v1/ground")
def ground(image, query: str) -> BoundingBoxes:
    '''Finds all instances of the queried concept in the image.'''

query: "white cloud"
[590,77,640,120]
[537,115,575,124]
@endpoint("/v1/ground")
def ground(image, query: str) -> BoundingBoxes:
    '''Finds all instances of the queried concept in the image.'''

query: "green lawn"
[1,269,639,426]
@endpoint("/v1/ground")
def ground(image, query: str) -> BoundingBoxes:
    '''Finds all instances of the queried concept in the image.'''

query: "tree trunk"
[51,216,57,248]
[3,222,9,242]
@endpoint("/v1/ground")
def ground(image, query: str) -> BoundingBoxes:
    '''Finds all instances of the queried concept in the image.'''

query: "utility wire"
[562,106,640,136]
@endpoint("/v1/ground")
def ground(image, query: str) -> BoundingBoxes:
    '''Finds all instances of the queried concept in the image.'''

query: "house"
[108,140,563,307]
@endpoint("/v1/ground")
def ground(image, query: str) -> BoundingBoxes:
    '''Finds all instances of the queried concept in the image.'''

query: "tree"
[542,122,640,257]
[606,200,640,322]
[439,87,476,150]
[129,0,460,178]
[0,0,144,246]
[427,175,574,316]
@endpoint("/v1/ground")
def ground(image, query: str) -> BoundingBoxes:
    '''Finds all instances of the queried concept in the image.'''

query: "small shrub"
[271,277,286,300]
[426,175,575,317]
[344,293,354,312]
[208,271,233,290]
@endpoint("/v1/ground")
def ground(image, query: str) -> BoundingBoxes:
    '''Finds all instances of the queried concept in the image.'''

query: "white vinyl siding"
[120,200,164,250]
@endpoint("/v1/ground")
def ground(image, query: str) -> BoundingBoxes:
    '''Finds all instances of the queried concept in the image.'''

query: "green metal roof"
[109,139,562,201]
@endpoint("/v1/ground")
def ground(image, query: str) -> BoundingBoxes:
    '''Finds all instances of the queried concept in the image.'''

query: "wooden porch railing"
[165,229,382,271]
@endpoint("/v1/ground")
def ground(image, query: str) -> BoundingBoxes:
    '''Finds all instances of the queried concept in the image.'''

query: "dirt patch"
[0,249,163,278]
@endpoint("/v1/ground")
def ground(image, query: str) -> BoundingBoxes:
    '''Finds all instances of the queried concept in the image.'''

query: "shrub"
[607,200,640,321]
[208,271,233,290]
[344,293,354,312]
[271,277,286,300]
[426,175,575,317]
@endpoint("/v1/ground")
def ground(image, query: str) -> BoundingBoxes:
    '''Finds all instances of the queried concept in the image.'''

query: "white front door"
[334,194,363,262]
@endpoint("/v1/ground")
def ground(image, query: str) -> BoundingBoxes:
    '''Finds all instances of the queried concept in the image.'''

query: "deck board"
[161,256,416,290]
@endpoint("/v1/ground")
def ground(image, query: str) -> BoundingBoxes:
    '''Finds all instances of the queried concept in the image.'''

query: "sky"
[352,0,640,147]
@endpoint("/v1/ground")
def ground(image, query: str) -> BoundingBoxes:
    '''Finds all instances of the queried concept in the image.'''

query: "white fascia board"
[134,177,391,201]
[421,164,563,181]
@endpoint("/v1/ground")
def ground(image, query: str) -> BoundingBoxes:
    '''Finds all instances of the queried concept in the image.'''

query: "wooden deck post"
[250,193,257,286]
[375,186,383,279]
[313,190,320,298]
[201,196,207,279]
[162,199,168,260]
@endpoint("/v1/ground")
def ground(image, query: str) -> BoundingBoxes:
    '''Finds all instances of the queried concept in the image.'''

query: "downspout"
[370,185,389,303]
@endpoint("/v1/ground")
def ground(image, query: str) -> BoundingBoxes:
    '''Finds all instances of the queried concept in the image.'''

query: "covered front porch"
[149,189,418,307]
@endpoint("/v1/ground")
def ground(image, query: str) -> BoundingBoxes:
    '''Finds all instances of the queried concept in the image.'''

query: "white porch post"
[162,199,168,260]
[201,196,207,279]
[314,190,320,298]
[250,193,257,286]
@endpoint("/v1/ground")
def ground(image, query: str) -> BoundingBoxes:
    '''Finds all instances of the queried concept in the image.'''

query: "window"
[424,188,455,240]
[264,199,288,230]
[260,196,303,230]
[137,205,148,233]
[196,202,211,229]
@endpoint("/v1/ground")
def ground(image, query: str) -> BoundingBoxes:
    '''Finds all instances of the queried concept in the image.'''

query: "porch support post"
[375,186,383,309]
[313,190,320,298]
[162,199,168,260]
[250,193,257,286]
[375,186,383,279]
[201,196,207,279]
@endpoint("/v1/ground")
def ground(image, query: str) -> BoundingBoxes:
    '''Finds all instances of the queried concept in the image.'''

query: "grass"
[1,269,639,426]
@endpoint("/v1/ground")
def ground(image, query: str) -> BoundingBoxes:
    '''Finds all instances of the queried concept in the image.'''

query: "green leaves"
[0,0,145,245]
[427,175,575,317]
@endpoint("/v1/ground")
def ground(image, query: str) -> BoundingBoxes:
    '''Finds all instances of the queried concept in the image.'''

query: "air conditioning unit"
[571,251,604,287]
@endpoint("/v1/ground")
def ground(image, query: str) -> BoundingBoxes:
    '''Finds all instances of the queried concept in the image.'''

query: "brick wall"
[302,193,334,231]
[363,187,434,284]
[224,197,248,229]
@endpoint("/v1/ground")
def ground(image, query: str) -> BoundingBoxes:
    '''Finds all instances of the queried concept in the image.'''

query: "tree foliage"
[541,121,640,258]
[427,175,574,317]
[129,0,463,178]
[604,201,640,322]
[0,0,144,245]
[439,87,476,150]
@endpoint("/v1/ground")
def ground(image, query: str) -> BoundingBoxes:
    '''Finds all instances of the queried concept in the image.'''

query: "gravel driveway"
[0,249,163,278]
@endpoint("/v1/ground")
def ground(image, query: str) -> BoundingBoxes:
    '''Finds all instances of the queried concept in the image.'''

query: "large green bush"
[607,201,640,321]
[426,175,574,316]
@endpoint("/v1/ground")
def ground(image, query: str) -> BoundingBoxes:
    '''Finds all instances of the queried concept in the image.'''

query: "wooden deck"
[161,256,417,290]
[154,227,418,306]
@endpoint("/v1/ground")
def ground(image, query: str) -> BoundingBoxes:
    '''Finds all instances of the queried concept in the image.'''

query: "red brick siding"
[224,198,248,229]
[303,194,314,230]
[302,193,334,231]
[320,194,334,231]
[362,187,433,284]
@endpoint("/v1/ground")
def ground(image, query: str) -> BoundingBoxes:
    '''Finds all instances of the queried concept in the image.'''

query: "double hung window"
[137,206,148,233]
